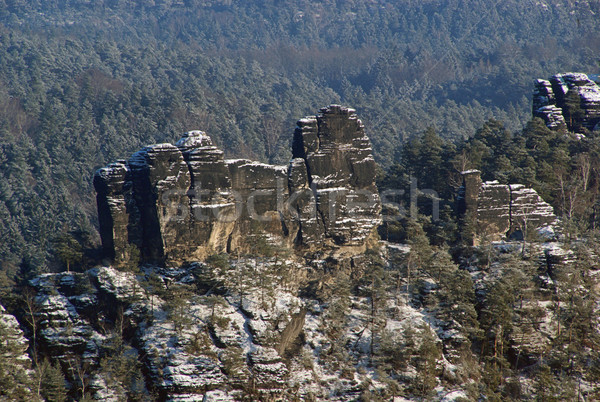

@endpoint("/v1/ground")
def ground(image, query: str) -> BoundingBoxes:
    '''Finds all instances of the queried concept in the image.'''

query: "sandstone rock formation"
[22,253,466,401]
[94,105,381,266]
[533,73,600,132]
[292,105,380,247]
[458,170,557,243]
[29,273,102,364]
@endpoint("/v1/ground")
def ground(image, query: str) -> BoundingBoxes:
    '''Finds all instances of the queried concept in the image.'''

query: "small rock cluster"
[533,72,600,133]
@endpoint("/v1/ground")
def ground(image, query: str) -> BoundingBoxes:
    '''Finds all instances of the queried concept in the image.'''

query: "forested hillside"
[1,0,599,286]
[3,2,600,400]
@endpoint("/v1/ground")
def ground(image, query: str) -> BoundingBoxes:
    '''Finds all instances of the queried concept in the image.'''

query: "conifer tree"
[39,359,67,402]
[0,307,37,400]
[53,232,83,273]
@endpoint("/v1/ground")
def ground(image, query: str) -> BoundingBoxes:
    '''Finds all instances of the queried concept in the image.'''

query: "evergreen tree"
[52,232,83,273]
[164,283,195,336]
[39,359,67,402]
[410,324,441,398]
[0,306,37,400]
[563,88,585,132]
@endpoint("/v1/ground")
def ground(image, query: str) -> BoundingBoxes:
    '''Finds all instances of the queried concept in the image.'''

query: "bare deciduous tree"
[261,114,284,163]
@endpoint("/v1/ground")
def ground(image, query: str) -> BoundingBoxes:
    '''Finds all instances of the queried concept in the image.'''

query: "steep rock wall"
[458,170,558,243]
[292,105,381,247]
[94,105,381,266]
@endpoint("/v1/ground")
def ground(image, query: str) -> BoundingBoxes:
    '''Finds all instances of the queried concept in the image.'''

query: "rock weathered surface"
[292,105,381,249]
[128,143,192,263]
[509,184,557,231]
[474,180,512,237]
[533,73,600,132]
[27,268,150,401]
[93,161,131,262]
[458,170,558,243]
[95,106,381,266]
[20,249,476,401]
[29,273,102,364]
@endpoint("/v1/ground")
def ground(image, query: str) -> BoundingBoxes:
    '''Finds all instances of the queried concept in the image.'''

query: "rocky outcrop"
[21,248,475,401]
[292,105,381,248]
[509,184,557,231]
[458,170,558,243]
[29,273,102,363]
[27,268,150,401]
[473,180,512,237]
[248,347,288,397]
[94,105,381,266]
[94,161,131,262]
[533,73,600,133]
[533,105,567,130]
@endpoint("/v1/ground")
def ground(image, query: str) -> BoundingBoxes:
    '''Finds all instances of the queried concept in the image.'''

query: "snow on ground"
[439,389,469,401]
[93,266,141,301]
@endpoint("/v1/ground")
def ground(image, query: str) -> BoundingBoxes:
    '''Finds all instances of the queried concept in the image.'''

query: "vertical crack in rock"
[127,143,191,264]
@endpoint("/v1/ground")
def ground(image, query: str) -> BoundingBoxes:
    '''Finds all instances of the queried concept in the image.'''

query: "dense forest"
[0,0,599,271]
[2,2,600,400]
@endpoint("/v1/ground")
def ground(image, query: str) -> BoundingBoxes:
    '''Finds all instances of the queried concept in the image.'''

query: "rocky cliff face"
[17,229,596,401]
[13,103,597,401]
[458,170,558,243]
[292,105,380,248]
[21,247,475,401]
[94,105,381,266]
[533,73,600,133]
